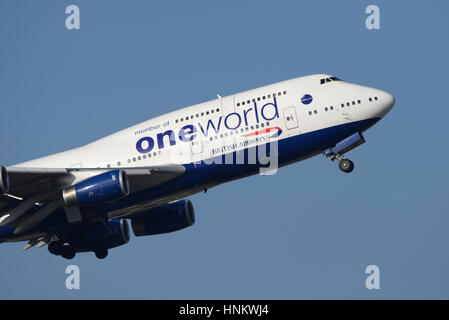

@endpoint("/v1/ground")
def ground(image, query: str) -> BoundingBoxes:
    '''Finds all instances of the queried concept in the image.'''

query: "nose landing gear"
[338,158,354,173]
[324,150,355,173]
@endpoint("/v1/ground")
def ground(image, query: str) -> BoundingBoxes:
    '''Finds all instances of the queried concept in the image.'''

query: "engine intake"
[131,200,195,236]
[0,166,9,194]
[63,170,130,207]
[106,219,131,249]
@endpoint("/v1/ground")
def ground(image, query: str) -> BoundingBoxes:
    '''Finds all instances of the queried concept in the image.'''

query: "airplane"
[0,74,395,259]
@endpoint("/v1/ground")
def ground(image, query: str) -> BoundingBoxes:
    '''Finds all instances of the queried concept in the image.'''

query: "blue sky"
[1,0,448,299]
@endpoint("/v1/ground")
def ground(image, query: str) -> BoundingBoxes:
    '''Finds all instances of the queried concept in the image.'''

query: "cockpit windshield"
[320,77,342,85]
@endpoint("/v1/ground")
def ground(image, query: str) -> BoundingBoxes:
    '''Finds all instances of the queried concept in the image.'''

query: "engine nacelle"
[131,200,195,236]
[0,166,9,194]
[75,219,130,252]
[63,170,130,207]
[104,219,130,249]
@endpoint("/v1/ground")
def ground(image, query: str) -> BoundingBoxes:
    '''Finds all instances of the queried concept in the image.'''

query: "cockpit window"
[320,76,342,84]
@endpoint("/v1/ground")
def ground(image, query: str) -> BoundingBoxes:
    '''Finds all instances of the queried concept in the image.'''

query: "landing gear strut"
[324,150,355,173]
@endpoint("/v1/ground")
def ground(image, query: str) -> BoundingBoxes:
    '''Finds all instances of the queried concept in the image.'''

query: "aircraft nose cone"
[378,90,395,117]
[385,91,395,110]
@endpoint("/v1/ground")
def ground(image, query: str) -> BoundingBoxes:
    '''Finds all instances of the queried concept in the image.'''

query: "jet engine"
[131,200,195,236]
[63,170,130,207]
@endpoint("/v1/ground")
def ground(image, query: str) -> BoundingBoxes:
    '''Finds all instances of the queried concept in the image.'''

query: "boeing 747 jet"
[0,74,394,259]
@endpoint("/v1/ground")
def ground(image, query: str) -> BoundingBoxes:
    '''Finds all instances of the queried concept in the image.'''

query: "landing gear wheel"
[339,158,354,173]
[94,248,108,259]
[48,242,63,256]
[61,245,76,260]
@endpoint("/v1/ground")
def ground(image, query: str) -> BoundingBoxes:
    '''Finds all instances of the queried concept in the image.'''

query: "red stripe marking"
[242,127,281,137]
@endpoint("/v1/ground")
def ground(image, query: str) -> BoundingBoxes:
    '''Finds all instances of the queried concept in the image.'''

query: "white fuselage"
[14,74,394,173]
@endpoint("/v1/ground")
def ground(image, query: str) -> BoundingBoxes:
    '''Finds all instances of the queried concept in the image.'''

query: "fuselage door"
[219,95,235,116]
[190,139,203,155]
[283,106,299,130]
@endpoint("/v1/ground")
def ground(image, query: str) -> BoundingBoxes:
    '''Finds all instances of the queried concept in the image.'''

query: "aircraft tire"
[339,158,354,173]
[61,245,76,260]
[94,248,108,259]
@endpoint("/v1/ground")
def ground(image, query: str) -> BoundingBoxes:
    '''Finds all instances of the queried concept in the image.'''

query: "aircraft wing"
[3,165,186,199]
[0,165,186,232]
